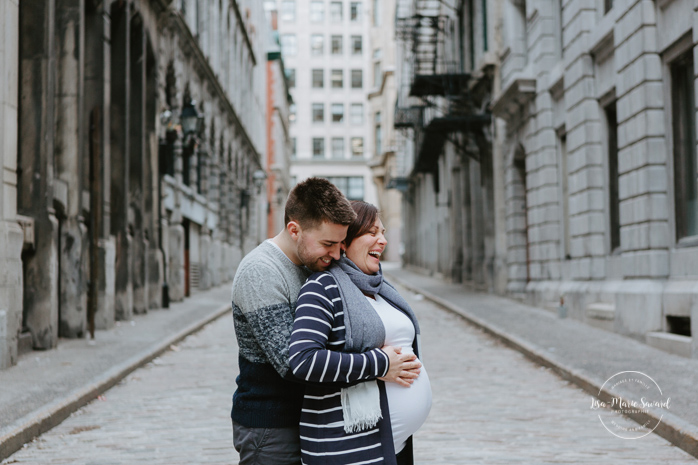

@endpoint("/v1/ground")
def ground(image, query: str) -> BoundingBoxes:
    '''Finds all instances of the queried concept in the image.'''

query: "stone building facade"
[367,0,403,262]
[395,0,498,289]
[0,0,270,369]
[396,0,698,357]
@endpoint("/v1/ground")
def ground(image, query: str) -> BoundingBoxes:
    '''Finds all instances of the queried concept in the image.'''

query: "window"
[280,34,297,56]
[331,35,343,55]
[310,1,325,22]
[291,137,297,158]
[350,2,361,22]
[312,103,324,122]
[330,1,343,22]
[331,69,343,88]
[373,50,382,88]
[286,68,296,88]
[604,102,620,252]
[331,103,344,122]
[372,0,380,26]
[312,138,325,158]
[604,0,613,14]
[332,137,344,158]
[348,177,364,200]
[672,50,697,239]
[351,69,363,88]
[311,34,324,56]
[351,137,364,157]
[350,103,363,124]
[312,69,324,88]
[351,35,363,54]
[373,61,381,87]
[374,111,382,156]
[289,103,297,123]
[281,0,296,21]
[326,176,364,200]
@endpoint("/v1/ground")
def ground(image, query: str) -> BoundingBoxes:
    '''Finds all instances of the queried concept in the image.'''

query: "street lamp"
[253,169,267,193]
[181,100,203,136]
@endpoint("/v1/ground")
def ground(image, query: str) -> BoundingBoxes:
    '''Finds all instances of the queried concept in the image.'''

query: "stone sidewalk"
[384,266,698,459]
[0,283,233,461]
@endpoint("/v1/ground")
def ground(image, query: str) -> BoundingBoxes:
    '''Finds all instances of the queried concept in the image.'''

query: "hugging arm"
[289,275,420,387]
[289,276,391,383]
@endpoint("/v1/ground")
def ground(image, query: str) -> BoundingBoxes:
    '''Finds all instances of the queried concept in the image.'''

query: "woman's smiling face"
[344,217,387,275]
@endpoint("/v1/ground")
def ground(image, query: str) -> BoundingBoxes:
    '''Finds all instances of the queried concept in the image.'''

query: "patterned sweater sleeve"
[289,273,390,383]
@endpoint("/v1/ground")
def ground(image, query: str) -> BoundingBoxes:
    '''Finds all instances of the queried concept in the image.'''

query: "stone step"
[585,302,615,332]
[17,332,33,357]
[646,331,692,358]
[586,302,615,320]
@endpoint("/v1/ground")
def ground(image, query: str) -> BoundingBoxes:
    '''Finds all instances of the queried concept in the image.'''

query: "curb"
[386,272,698,459]
[0,303,231,462]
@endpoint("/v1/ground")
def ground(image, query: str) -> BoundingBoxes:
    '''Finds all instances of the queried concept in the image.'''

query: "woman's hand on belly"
[379,346,422,387]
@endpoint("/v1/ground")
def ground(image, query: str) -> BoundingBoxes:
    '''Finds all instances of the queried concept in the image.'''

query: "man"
[231,178,418,464]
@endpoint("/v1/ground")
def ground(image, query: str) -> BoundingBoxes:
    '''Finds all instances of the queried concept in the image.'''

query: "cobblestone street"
[3,284,696,464]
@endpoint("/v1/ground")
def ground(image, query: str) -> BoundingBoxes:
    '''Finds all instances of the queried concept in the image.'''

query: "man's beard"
[297,241,328,272]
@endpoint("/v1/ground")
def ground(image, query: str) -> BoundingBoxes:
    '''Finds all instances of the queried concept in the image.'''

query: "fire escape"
[394,3,491,192]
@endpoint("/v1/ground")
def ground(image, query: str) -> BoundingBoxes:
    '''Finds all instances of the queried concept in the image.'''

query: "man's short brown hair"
[284,177,357,229]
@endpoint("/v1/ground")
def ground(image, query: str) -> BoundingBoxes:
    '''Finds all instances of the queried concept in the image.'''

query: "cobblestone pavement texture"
[2,280,695,464]
[385,266,698,454]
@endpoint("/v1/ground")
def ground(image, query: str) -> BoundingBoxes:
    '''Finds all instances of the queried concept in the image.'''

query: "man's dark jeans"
[233,421,302,465]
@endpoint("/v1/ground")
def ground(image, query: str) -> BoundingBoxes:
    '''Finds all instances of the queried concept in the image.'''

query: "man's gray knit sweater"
[231,239,310,428]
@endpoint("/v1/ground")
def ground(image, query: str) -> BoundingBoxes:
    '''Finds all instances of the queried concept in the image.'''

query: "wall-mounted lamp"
[181,100,204,136]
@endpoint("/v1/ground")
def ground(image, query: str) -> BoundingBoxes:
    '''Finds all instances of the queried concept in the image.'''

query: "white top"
[367,294,432,453]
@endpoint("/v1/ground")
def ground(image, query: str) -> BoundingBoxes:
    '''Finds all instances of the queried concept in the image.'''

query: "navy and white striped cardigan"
[289,271,418,465]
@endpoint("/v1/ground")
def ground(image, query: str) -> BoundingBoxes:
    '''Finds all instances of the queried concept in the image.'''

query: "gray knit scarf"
[328,257,420,355]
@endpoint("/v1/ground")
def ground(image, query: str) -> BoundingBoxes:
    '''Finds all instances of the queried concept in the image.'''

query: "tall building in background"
[276,0,377,205]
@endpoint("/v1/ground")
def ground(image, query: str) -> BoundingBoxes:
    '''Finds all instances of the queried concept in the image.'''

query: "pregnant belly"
[384,360,432,453]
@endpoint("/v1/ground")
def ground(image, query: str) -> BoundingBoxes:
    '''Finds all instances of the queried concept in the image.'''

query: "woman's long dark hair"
[343,201,379,250]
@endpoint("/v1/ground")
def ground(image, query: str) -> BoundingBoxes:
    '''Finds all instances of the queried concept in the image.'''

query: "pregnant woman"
[289,201,432,465]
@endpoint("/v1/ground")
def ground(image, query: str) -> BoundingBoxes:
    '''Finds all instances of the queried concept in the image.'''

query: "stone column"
[55,0,88,338]
[613,0,668,336]
[18,0,60,350]
[84,1,115,331]
[110,2,132,320]
[145,44,162,310]
[168,137,185,302]
[129,17,147,314]
[0,0,25,368]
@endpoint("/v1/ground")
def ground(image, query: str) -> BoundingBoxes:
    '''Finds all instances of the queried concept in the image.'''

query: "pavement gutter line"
[0,303,232,462]
[385,272,698,459]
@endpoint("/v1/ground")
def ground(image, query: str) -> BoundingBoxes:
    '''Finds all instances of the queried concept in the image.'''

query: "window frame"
[331,35,343,55]
[312,69,324,88]
[331,103,345,123]
[351,35,363,55]
[350,103,364,125]
[312,137,326,158]
[311,34,324,56]
[351,69,363,89]
[351,137,364,157]
[331,69,344,88]
[310,1,325,22]
[330,1,343,22]
[331,137,345,158]
[312,103,325,123]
